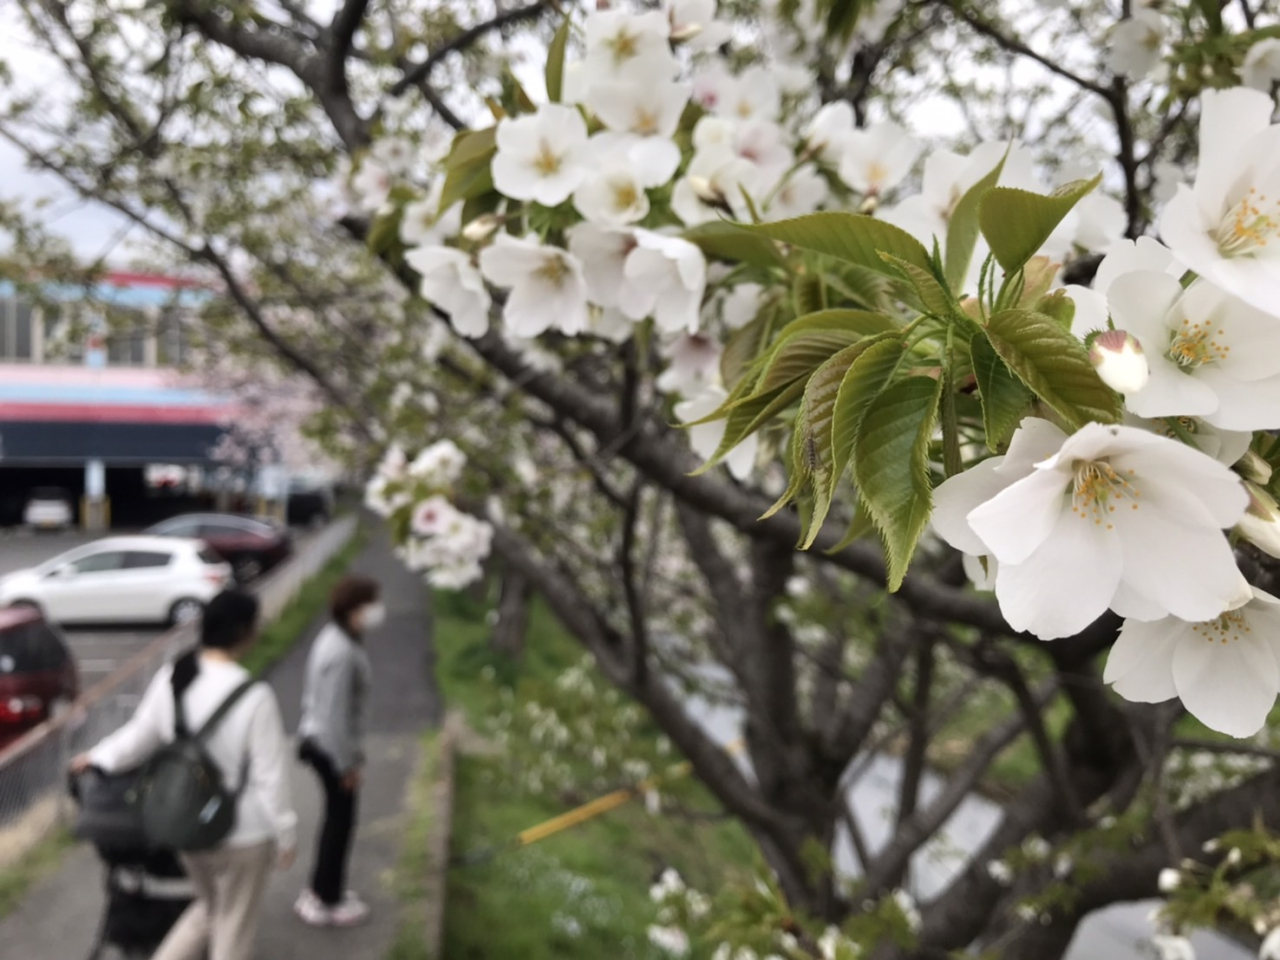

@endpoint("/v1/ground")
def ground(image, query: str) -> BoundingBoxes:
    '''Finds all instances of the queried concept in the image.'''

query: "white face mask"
[360,602,386,631]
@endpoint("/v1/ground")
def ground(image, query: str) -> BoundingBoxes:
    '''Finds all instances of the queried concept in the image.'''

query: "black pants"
[299,739,358,906]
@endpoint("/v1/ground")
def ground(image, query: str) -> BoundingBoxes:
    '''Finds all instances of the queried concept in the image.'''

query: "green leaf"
[1034,289,1076,331]
[854,376,942,591]
[793,272,825,317]
[823,503,876,555]
[720,304,775,390]
[829,335,908,483]
[978,175,1101,273]
[762,421,813,520]
[756,327,869,393]
[778,309,900,339]
[880,253,955,317]
[742,213,932,278]
[970,332,1031,451]
[983,308,1120,429]
[545,17,571,103]
[827,262,892,310]
[797,342,880,547]
[683,221,786,270]
[945,153,1005,293]
[439,127,497,213]
[689,379,807,473]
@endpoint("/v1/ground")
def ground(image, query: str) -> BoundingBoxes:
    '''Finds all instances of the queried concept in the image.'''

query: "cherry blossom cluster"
[934,88,1280,738]
[364,439,494,589]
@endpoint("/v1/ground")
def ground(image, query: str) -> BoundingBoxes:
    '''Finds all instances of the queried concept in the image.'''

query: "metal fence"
[0,514,358,869]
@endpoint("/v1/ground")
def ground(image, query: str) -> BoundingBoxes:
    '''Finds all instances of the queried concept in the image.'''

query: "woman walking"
[294,575,381,927]
[72,589,297,960]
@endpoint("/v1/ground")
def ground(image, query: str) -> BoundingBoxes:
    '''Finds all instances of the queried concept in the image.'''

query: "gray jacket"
[298,623,371,773]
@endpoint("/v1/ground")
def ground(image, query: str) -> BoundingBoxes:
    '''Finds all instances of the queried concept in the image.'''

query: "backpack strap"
[194,679,258,744]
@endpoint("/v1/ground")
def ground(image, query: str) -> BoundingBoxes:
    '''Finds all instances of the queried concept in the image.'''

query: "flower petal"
[1172,627,1280,737]
[993,509,1122,639]
[931,458,1010,556]
[967,467,1069,565]
[1104,618,1180,703]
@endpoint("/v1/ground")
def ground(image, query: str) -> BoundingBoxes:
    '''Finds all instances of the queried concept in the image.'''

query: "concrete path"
[0,529,439,960]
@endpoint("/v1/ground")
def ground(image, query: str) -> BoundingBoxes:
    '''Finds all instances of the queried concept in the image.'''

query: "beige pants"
[152,840,275,960]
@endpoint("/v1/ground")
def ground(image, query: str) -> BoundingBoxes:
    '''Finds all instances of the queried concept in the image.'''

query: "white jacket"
[90,656,297,852]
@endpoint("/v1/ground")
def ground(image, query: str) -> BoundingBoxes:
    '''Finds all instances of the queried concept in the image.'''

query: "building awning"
[0,365,233,464]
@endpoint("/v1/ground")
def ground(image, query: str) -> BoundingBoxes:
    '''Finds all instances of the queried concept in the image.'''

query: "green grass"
[432,590,758,960]
[0,829,73,920]
[241,524,366,677]
[386,731,444,960]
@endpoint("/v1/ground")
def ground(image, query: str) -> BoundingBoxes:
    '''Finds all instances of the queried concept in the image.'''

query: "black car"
[145,513,293,583]
[0,606,78,752]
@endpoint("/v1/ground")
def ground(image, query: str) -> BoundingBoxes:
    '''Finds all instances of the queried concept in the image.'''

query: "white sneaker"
[328,898,371,927]
[294,890,330,927]
[342,890,367,910]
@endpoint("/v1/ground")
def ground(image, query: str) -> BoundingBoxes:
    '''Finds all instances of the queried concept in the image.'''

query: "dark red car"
[0,606,78,752]
[145,513,292,583]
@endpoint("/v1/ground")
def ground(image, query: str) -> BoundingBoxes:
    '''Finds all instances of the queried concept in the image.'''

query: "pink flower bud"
[1089,329,1150,394]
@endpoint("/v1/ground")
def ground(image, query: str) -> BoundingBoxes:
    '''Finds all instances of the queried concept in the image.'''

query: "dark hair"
[331,575,379,632]
[173,589,260,690]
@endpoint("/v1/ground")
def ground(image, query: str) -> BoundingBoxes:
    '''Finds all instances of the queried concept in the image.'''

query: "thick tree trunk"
[490,568,531,658]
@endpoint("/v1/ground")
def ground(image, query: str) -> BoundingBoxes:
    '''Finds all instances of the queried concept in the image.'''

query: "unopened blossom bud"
[1202,838,1220,853]
[1158,868,1181,893]
[1089,329,1150,394]
[1227,847,1243,866]
[859,194,879,215]
[1237,449,1273,485]
[462,214,501,242]
[1237,482,1280,559]
[670,22,704,42]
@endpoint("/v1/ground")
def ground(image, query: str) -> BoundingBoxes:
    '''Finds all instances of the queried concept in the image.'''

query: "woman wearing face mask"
[294,575,383,927]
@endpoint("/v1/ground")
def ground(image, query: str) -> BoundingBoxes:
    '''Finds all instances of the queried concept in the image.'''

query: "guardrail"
[0,514,359,869]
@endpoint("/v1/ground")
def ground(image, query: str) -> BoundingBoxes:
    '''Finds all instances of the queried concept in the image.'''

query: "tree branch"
[388,1,555,98]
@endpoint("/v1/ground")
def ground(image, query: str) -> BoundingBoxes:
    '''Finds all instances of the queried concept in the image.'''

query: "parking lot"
[0,531,161,690]
[0,525,319,690]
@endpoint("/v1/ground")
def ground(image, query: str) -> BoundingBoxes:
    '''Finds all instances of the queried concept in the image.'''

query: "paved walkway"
[0,529,439,960]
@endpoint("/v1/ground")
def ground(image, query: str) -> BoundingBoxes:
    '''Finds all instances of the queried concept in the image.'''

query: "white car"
[0,536,233,626]
[23,488,74,531]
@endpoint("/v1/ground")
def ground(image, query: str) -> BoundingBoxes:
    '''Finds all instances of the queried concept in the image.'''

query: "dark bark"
[490,568,531,658]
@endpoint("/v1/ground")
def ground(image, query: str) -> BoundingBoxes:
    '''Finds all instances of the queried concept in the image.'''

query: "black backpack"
[136,675,257,852]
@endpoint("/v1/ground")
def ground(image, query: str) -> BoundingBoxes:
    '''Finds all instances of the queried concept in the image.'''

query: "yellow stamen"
[1190,608,1252,645]
[1071,460,1141,530]
[1216,187,1280,257]
[1167,317,1230,369]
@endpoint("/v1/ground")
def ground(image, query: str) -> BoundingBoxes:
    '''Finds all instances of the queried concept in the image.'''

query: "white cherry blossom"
[1242,38,1280,92]
[404,246,491,338]
[1159,87,1280,318]
[400,181,461,247]
[587,79,692,141]
[665,0,732,49]
[657,333,721,395]
[583,9,679,82]
[838,121,922,196]
[934,420,1250,639]
[766,165,828,220]
[491,104,590,206]
[567,222,635,308]
[804,101,855,165]
[479,233,590,337]
[672,147,761,225]
[619,230,708,333]
[1104,588,1280,737]
[1109,272,1280,430]
[1106,9,1166,78]
[574,164,651,225]
[709,65,781,123]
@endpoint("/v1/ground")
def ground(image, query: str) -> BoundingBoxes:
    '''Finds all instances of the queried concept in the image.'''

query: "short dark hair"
[201,590,260,650]
[331,575,379,630]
